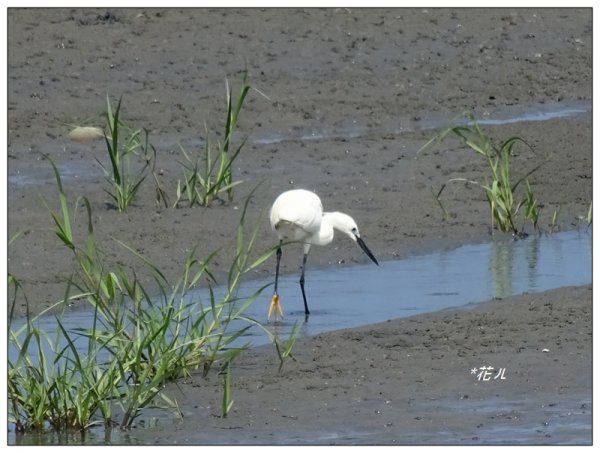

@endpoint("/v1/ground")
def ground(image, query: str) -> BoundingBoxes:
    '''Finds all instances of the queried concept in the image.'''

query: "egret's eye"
[351,227,358,234]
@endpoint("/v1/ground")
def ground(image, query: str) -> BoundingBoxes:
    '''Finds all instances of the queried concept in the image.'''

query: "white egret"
[268,189,379,321]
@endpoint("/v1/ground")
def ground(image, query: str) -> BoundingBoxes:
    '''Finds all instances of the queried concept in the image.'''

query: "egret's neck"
[312,212,343,246]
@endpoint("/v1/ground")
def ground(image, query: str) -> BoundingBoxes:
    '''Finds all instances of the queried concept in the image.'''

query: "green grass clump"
[97,96,150,212]
[420,113,544,236]
[174,72,251,207]
[8,159,299,434]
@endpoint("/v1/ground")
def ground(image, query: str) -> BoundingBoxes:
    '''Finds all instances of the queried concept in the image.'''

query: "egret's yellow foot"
[268,294,284,322]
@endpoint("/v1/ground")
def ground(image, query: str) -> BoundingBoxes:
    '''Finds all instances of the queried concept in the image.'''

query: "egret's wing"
[270,190,323,236]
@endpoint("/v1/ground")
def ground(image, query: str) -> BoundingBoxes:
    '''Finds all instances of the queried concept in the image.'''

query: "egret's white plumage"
[268,189,379,321]
[270,189,323,247]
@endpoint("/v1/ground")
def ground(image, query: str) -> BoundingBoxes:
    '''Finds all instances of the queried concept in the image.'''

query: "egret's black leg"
[299,253,310,317]
[274,241,282,296]
[267,241,285,322]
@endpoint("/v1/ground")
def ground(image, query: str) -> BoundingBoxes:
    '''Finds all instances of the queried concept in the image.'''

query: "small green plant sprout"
[97,95,149,211]
[220,360,235,418]
[419,113,545,237]
[174,72,253,207]
[523,179,539,232]
[141,128,170,208]
[549,207,561,234]
[39,153,77,249]
[430,184,454,221]
[574,202,593,229]
[273,321,301,373]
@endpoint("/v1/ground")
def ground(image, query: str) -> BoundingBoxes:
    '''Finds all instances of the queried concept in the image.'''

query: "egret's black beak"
[356,236,379,266]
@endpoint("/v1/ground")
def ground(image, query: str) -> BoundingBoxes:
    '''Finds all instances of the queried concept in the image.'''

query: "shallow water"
[10,229,592,351]
[7,229,592,445]
[252,99,591,145]
[227,229,592,344]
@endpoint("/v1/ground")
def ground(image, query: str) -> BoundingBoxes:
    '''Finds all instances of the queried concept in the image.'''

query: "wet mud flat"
[135,285,592,445]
